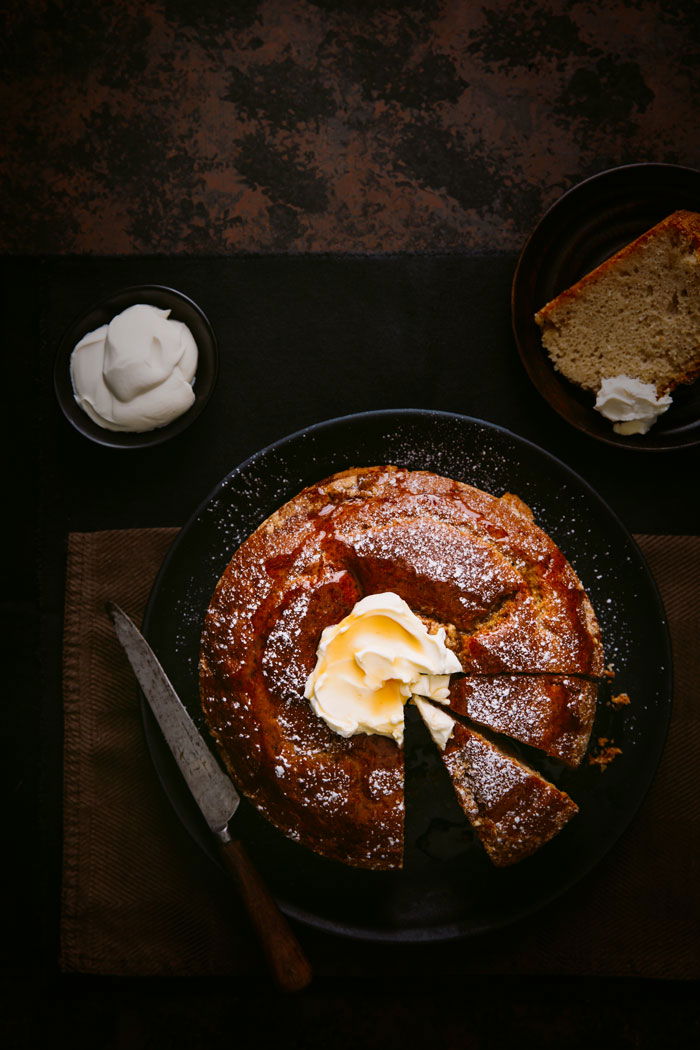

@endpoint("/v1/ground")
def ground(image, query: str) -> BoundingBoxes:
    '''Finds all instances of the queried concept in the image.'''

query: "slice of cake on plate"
[535,209,700,395]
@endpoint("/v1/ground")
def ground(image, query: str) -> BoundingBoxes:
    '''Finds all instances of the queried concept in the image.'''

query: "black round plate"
[512,163,700,450]
[54,284,218,449]
[142,410,672,941]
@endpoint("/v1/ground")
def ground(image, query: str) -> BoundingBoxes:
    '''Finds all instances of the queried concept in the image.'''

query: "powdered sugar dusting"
[154,413,668,870]
[449,674,596,766]
[441,723,577,863]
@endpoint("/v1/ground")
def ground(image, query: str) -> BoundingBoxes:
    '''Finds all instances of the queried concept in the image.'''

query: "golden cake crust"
[199,466,602,869]
[536,210,700,325]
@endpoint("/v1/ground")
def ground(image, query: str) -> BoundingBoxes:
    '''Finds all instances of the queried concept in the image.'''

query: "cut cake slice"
[447,674,598,768]
[535,209,700,395]
[414,699,578,867]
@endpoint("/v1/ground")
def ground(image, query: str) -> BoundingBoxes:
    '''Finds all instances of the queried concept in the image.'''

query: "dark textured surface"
[6,251,698,1042]
[2,0,699,254]
[32,254,700,535]
[2,973,699,1049]
[4,0,700,1042]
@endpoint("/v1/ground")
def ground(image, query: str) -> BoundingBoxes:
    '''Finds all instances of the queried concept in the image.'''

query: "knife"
[107,602,312,992]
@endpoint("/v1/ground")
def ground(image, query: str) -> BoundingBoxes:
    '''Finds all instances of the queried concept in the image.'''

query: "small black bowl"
[54,284,218,449]
[512,163,700,451]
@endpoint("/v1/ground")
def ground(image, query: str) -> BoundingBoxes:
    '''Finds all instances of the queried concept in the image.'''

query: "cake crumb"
[611,691,631,706]
[588,736,622,769]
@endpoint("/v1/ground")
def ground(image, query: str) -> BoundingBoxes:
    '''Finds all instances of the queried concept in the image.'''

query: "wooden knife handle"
[218,833,313,992]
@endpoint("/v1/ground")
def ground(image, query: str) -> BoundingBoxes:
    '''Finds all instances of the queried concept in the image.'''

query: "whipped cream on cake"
[412,697,456,751]
[304,592,462,746]
[594,374,672,435]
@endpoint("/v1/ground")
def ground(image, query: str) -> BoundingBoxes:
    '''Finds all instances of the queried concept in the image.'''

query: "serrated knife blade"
[106,601,312,992]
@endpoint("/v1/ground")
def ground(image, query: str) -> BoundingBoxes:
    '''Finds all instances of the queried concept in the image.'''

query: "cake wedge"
[447,674,598,768]
[414,700,578,867]
[534,209,700,396]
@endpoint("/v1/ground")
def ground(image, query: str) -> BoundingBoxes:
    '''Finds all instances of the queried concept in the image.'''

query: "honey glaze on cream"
[304,592,461,745]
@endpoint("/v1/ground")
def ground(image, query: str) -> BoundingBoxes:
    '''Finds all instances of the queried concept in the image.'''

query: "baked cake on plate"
[199,466,603,870]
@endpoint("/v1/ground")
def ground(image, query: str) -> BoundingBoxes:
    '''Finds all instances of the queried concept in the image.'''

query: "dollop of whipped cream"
[70,303,198,431]
[304,592,462,746]
[594,374,672,435]
[412,697,456,751]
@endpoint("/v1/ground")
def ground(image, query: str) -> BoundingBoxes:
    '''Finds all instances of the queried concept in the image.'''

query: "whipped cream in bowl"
[55,285,218,448]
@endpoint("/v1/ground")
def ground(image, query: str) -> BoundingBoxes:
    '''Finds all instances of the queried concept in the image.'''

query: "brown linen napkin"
[60,530,700,978]
[60,529,258,977]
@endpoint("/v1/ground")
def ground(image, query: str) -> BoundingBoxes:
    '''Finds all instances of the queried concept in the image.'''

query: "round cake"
[199,466,603,870]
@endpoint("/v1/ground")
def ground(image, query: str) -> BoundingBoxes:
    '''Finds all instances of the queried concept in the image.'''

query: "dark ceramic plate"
[142,410,672,942]
[54,284,218,448]
[512,163,700,450]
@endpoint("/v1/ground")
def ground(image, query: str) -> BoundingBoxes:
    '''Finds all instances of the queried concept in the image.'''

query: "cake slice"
[447,674,598,768]
[414,699,578,867]
[535,210,700,395]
